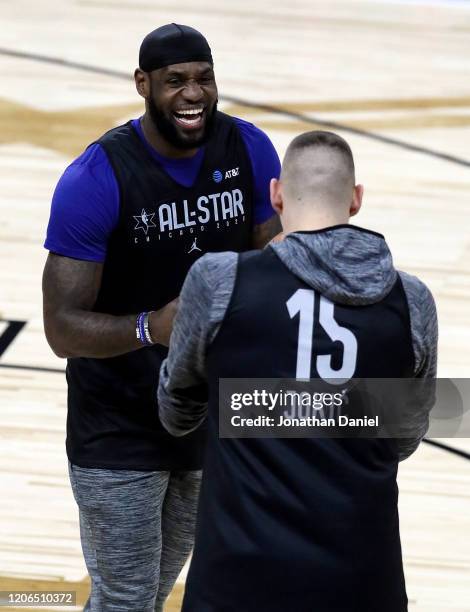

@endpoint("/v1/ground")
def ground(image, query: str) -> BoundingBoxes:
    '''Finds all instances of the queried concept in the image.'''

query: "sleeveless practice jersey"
[184,247,415,611]
[44,117,278,262]
[66,112,253,470]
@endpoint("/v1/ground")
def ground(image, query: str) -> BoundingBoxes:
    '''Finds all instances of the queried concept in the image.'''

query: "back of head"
[281,131,356,209]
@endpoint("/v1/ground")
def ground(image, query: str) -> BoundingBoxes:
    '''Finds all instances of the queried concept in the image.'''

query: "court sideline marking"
[0,47,469,168]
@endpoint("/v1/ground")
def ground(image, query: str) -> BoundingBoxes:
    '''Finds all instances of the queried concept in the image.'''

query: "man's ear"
[350,184,364,217]
[270,178,284,216]
[134,68,150,99]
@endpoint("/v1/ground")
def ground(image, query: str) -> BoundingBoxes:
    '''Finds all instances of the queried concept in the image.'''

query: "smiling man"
[42,23,281,612]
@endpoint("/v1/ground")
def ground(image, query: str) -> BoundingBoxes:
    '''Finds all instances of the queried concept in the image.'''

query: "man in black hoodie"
[158,131,438,611]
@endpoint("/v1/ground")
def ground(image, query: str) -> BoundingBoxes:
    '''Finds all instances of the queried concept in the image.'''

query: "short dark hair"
[285,130,355,175]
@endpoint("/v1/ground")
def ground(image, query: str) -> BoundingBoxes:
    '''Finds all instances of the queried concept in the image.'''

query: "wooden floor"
[1,0,470,610]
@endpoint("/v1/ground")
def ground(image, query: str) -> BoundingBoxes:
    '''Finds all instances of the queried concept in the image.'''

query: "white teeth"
[177,116,201,125]
[176,108,203,116]
[173,108,204,126]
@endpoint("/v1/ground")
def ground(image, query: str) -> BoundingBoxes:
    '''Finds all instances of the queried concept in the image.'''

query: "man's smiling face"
[147,61,218,150]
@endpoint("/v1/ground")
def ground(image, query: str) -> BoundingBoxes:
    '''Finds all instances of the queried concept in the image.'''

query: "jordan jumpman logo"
[188,238,202,254]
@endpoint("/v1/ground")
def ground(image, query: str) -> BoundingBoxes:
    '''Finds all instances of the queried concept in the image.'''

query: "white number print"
[286,289,358,384]
[286,289,314,379]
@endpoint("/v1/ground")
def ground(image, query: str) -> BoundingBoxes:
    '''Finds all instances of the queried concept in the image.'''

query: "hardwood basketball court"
[0,1,469,610]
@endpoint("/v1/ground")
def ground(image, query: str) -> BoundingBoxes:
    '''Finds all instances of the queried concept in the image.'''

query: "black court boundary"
[0,360,468,461]
[0,47,470,169]
[0,362,64,374]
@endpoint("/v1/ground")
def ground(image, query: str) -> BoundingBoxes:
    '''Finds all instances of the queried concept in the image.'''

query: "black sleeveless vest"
[66,113,253,470]
[185,246,415,612]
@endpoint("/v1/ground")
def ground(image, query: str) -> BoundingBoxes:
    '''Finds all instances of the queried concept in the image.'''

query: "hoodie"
[158,224,437,459]
[158,224,438,612]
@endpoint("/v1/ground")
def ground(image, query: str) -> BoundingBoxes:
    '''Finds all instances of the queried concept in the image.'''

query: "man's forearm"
[159,361,208,436]
[45,309,141,359]
[44,301,177,359]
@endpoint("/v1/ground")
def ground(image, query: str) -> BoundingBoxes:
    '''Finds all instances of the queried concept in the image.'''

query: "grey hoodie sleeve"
[158,252,238,436]
[397,271,438,461]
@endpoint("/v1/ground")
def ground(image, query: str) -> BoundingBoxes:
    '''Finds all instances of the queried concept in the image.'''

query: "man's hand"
[149,298,179,347]
[42,253,180,357]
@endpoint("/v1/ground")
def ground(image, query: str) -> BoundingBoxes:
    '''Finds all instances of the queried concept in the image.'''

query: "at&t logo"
[212,167,240,183]
[212,170,223,183]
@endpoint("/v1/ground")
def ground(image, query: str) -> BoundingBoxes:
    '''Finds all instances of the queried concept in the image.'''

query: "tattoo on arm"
[42,253,141,359]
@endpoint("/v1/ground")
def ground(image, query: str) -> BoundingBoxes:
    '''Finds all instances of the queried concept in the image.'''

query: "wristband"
[136,312,145,344]
[136,311,155,346]
[143,311,156,345]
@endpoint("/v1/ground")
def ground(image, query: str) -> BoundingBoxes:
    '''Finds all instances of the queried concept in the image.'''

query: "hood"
[269,225,397,306]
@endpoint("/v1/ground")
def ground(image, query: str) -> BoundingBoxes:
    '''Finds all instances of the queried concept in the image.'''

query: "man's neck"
[282,214,350,235]
[140,114,199,159]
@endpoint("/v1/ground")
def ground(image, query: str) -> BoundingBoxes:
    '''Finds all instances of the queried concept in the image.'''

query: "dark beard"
[147,95,218,150]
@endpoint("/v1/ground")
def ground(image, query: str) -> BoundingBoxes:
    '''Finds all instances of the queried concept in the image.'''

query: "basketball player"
[158,131,438,611]
[42,24,281,612]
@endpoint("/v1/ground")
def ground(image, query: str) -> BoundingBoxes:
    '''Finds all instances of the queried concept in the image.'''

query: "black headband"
[139,23,213,72]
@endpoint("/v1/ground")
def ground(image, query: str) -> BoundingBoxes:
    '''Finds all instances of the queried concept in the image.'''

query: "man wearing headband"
[42,24,281,611]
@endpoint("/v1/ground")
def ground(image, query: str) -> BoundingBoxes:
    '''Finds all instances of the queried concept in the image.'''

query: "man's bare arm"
[42,253,176,359]
[252,214,282,249]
